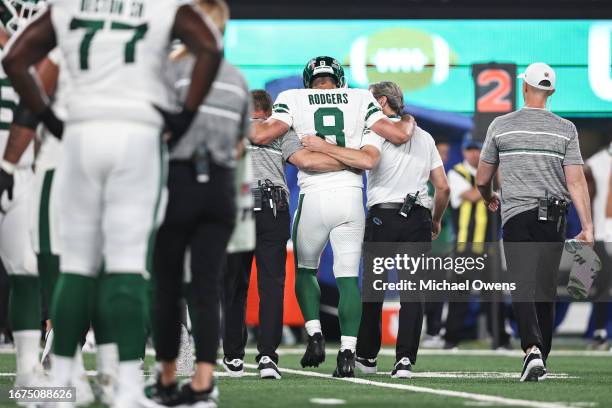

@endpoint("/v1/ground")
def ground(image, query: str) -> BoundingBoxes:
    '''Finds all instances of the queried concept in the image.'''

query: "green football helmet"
[303,56,346,89]
[0,0,44,35]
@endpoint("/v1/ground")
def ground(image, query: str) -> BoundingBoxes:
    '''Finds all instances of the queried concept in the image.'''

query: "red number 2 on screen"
[477,69,512,112]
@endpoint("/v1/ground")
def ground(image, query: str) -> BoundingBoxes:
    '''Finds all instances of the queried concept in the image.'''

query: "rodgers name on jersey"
[272,87,385,193]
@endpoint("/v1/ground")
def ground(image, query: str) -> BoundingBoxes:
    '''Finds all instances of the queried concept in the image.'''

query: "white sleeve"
[430,141,444,171]
[448,170,472,209]
[363,92,386,129]
[360,130,384,152]
[270,91,294,127]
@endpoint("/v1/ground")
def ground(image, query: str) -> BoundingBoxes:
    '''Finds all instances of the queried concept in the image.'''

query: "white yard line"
[242,363,577,408]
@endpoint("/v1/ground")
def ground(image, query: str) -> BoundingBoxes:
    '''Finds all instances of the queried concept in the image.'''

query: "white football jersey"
[0,49,34,167]
[49,0,189,125]
[271,88,385,193]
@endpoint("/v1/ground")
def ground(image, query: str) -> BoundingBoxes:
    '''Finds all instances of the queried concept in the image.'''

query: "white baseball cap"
[518,62,556,91]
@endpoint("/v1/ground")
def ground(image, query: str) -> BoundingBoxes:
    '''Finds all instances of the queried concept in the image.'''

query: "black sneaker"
[520,346,545,382]
[144,376,181,406]
[173,381,219,407]
[355,356,377,374]
[391,357,412,379]
[258,356,281,379]
[332,349,355,378]
[300,332,326,368]
[222,357,244,378]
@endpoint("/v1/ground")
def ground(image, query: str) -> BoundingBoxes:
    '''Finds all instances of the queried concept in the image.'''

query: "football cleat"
[355,356,377,374]
[222,357,244,378]
[332,349,355,378]
[391,357,413,379]
[520,346,546,382]
[300,332,326,368]
[258,356,281,380]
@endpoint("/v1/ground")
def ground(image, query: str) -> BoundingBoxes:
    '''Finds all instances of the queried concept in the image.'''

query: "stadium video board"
[225,20,612,117]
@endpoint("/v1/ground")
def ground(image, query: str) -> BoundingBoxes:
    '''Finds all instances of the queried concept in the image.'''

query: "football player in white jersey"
[0,0,53,393]
[3,0,223,406]
[251,56,416,377]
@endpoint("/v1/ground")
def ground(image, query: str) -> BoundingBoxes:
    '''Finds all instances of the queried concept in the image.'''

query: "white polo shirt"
[362,123,443,209]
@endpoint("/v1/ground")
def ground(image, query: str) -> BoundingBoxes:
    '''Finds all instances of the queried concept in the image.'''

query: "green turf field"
[0,346,610,407]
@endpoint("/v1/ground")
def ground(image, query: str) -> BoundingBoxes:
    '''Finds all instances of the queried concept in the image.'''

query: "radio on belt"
[538,191,569,222]
[399,191,419,218]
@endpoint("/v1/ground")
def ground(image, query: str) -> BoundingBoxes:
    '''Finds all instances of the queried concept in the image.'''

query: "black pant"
[357,205,432,363]
[222,204,290,364]
[444,250,510,348]
[503,208,565,360]
[154,162,235,364]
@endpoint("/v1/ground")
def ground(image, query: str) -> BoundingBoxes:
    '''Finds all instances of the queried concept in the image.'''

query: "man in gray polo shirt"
[476,62,593,382]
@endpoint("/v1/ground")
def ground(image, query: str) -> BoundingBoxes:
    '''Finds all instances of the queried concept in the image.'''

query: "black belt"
[371,202,427,211]
[370,202,404,210]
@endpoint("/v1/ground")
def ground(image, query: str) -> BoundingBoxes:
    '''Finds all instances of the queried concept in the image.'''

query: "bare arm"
[288,149,347,172]
[565,164,594,242]
[172,5,223,113]
[430,166,450,224]
[460,188,483,203]
[2,9,56,115]
[369,114,416,145]
[583,164,596,203]
[476,160,500,211]
[4,57,59,165]
[251,119,290,145]
[301,135,380,170]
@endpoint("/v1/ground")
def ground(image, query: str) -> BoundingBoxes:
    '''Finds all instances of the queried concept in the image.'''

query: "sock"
[295,268,321,322]
[340,336,357,353]
[9,276,41,331]
[14,330,40,376]
[38,253,60,309]
[50,354,74,387]
[99,273,147,362]
[50,273,96,357]
[73,347,86,377]
[96,343,118,379]
[305,320,322,336]
[117,360,143,397]
[336,277,362,337]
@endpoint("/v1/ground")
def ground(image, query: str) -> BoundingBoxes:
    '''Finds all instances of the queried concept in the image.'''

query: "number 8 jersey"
[272,88,385,193]
[49,0,191,126]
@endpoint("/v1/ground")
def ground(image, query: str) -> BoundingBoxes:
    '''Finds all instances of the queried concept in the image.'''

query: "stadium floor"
[0,347,610,407]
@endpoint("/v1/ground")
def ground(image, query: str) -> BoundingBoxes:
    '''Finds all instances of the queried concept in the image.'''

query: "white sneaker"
[391,357,413,379]
[222,357,244,378]
[520,347,545,382]
[355,357,377,374]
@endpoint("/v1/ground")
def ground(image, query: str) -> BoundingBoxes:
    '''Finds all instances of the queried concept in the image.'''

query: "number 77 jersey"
[272,88,385,193]
[49,0,191,126]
